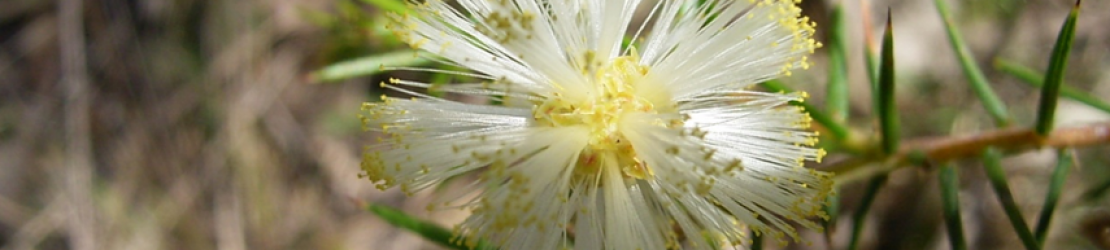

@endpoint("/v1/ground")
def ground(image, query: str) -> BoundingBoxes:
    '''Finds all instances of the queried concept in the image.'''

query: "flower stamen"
[532,54,665,181]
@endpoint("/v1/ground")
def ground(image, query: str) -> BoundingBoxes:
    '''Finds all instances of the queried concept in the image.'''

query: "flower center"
[532,55,659,180]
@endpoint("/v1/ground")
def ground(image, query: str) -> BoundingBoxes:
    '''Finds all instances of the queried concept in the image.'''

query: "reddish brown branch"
[905,122,1110,161]
[832,122,1110,184]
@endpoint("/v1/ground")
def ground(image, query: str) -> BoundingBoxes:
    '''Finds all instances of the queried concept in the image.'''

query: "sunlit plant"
[311,0,1106,249]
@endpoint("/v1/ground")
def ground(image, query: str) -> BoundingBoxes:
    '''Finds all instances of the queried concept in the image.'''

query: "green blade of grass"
[994,59,1110,114]
[877,12,899,155]
[1035,0,1081,136]
[358,0,410,14]
[760,80,850,141]
[1034,148,1074,245]
[934,0,1012,127]
[365,203,493,250]
[983,148,1041,250]
[826,3,850,122]
[847,174,888,250]
[310,50,430,83]
[939,163,968,250]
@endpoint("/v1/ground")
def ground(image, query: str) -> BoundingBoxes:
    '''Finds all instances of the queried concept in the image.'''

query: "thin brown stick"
[2,197,65,250]
[832,122,1110,184]
[908,122,1109,159]
[59,0,97,249]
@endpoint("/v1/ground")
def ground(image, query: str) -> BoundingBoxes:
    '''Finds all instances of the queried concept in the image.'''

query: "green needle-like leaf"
[1035,0,1081,136]
[983,148,1041,250]
[760,80,850,142]
[934,0,1012,127]
[1034,149,1074,245]
[848,16,897,250]
[366,203,493,250]
[826,3,850,122]
[822,191,840,246]
[310,51,430,83]
[939,164,968,250]
[861,6,880,93]
[358,0,410,14]
[857,0,880,108]
[878,13,899,155]
[864,47,879,96]
[994,59,1110,114]
[1085,177,1110,201]
[847,174,888,250]
[751,229,763,250]
[702,232,723,250]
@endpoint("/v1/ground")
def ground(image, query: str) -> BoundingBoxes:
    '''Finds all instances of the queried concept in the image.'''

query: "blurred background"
[0,0,1108,249]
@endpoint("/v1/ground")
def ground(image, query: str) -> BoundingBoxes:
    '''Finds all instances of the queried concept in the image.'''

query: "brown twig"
[59,0,97,249]
[2,197,66,250]
[831,122,1110,184]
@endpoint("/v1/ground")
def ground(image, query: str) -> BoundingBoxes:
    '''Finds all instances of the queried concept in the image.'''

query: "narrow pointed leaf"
[865,48,879,98]
[1035,0,1081,135]
[860,0,880,91]
[847,174,888,250]
[848,16,897,250]
[983,148,1041,250]
[878,13,899,155]
[366,203,493,250]
[934,0,1012,127]
[1086,178,1110,201]
[751,229,763,250]
[1034,148,1074,244]
[939,164,968,250]
[994,59,1110,114]
[760,80,850,141]
[826,3,850,121]
[358,0,410,14]
[310,51,430,83]
[822,191,841,247]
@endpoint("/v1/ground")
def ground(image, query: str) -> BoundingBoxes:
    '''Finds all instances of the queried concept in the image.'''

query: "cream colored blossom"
[361,0,832,249]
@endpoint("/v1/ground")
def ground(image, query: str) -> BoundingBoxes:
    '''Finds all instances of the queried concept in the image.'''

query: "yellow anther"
[530,54,672,182]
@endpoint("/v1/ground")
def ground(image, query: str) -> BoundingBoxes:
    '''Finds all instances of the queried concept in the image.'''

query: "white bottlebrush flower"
[361,0,833,249]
